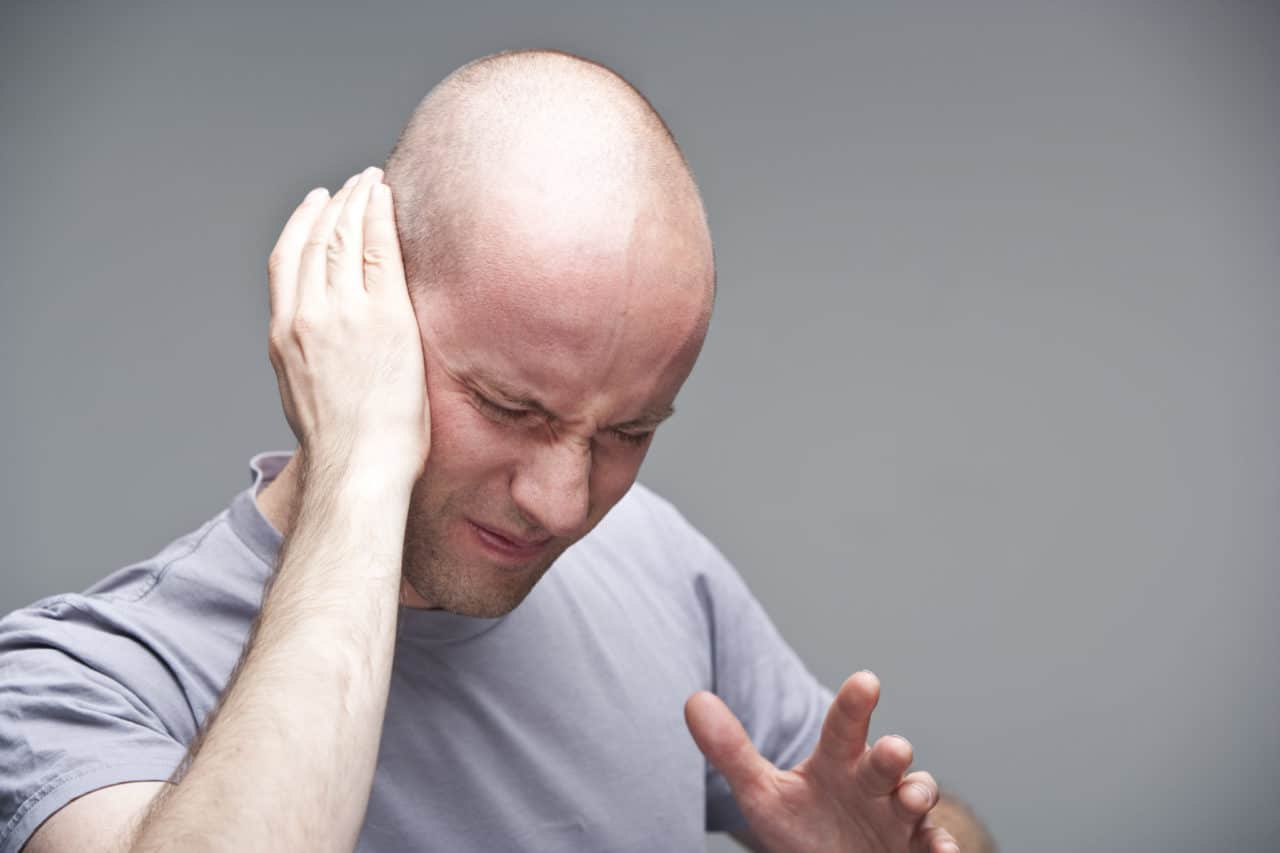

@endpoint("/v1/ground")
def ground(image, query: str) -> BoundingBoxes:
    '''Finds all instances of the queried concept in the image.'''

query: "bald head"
[382,49,713,302]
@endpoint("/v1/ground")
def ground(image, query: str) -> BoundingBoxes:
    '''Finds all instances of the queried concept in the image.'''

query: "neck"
[253,450,430,608]
[254,451,301,538]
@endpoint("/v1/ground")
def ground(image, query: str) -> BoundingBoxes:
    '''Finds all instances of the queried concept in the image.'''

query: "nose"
[510,437,591,539]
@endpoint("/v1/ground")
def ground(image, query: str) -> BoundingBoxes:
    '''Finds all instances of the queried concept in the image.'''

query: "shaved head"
[381,49,713,302]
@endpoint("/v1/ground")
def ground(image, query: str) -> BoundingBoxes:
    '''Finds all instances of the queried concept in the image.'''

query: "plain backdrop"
[3,2,1277,851]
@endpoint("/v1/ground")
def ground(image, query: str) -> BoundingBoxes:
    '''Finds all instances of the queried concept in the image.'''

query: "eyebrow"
[462,370,676,431]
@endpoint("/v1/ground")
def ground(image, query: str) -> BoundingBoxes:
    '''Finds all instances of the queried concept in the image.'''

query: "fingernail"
[364,165,383,180]
[912,783,933,805]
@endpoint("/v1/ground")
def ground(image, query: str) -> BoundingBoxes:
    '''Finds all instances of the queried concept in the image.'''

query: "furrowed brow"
[463,371,561,420]
[462,369,674,431]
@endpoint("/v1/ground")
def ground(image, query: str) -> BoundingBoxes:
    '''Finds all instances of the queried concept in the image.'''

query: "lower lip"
[467,520,548,563]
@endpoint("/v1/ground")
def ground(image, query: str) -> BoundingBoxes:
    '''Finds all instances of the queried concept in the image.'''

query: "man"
[0,50,990,852]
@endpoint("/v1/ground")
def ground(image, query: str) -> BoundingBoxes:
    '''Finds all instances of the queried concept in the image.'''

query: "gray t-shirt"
[0,451,833,853]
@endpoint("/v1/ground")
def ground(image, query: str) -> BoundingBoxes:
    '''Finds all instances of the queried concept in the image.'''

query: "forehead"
[419,205,710,423]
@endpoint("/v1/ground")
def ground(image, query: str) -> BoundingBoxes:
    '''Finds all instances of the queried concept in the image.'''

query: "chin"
[443,594,532,619]
[404,553,558,618]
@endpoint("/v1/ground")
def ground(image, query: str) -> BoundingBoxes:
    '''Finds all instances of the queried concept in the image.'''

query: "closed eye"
[475,390,654,447]
[612,429,652,447]
[474,393,532,424]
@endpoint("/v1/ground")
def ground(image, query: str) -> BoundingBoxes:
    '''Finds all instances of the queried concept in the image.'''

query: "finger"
[855,733,914,797]
[683,691,773,797]
[266,187,329,322]
[813,670,879,774]
[364,181,407,298]
[892,770,939,821]
[297,172,361,311]
[911,819,959,853]
[328,166,382,296]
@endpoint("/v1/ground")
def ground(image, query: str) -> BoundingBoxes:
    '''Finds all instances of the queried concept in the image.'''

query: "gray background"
[3,1,1277,851]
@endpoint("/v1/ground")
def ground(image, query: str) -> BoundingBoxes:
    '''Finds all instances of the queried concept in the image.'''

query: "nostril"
[509,439,593,536]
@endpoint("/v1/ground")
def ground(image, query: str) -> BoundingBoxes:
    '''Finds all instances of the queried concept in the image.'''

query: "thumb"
[684,691,773,794]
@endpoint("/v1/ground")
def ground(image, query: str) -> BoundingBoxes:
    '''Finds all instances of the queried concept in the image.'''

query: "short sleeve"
[0,597,188,853]
[641,491,835,835]
[698,548,835,833]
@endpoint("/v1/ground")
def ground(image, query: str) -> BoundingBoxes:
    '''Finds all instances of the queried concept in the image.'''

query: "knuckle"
[363,244,387,266]
[266,341,284,375]
[292,308,324,336]
[328,224,351,255]
[267,321,291,352]
[266,249,287,277]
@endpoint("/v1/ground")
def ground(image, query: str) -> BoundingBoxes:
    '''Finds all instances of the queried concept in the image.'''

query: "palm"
[685,672,957,853]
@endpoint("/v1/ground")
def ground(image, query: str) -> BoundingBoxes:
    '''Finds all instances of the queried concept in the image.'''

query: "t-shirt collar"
[228,450,506,644]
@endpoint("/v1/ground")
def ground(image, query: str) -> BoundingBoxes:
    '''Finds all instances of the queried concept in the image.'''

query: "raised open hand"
[685,671,958,853]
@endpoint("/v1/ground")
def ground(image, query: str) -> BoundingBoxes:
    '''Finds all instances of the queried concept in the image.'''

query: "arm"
[126,166,426,853]
[128,464,407,853]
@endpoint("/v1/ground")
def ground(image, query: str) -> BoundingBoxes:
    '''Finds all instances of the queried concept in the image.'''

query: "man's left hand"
[685,671,959,853]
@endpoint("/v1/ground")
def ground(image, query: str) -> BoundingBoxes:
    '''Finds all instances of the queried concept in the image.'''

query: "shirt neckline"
[228,450,506,644]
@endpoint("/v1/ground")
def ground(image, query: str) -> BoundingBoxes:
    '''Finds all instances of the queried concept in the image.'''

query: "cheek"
[586,444,650,519]
[425,389,520,479]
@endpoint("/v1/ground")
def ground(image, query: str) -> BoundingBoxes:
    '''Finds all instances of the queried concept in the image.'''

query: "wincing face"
[395,204,713,618]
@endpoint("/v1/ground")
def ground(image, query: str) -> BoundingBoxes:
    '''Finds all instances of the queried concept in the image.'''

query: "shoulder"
[0,589,198,745]
[0,506,250,654]
[0,599,190,853]
[0,508,268,853]
[0,505,265,742]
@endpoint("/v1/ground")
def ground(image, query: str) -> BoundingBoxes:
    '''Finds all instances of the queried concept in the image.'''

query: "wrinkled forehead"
[419,202,712,419]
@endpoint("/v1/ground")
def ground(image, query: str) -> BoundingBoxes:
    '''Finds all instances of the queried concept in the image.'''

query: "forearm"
[131,463,408,853]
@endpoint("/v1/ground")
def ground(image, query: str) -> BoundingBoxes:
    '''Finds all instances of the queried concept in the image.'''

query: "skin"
[258,163,711,619]
[701,673,965,853]
[250,51,966,853]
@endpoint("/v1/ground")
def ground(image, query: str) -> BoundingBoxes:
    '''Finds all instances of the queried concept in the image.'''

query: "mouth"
[466,519,552,562]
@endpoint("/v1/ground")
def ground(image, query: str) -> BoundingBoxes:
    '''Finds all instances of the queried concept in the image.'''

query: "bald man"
[0,51,992,853]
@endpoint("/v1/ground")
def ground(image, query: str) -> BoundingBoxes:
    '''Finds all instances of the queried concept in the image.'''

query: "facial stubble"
[397,477,567,619]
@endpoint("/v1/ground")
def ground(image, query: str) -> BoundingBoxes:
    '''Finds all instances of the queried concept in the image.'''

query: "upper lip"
[472,520,552,549]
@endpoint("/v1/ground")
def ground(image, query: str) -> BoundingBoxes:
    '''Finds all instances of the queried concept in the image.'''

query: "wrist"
[298,443,422,500]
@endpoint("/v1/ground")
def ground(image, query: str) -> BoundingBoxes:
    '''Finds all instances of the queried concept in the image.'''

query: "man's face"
[396,199,712,617]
